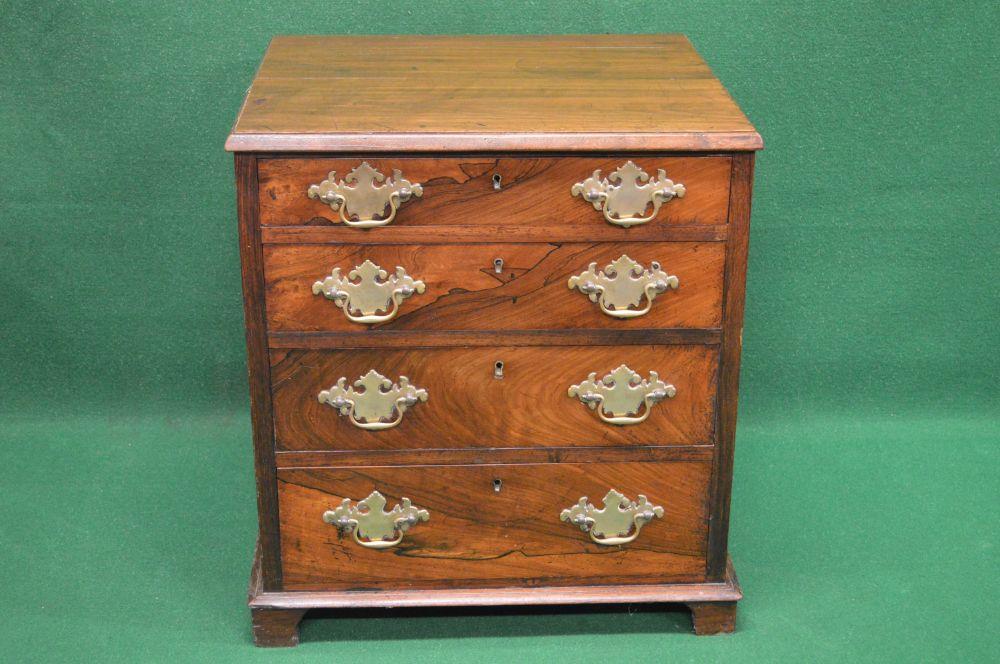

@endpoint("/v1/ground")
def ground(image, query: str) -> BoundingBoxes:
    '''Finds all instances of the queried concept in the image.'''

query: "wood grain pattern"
[258,156,731,227]
[261,223,730,245]
[278,462,710,590]
[263,242,724,332]
[233,33,758,642]
[235,154,283,591]
[270,345,718,451]
[227,35,761,151]
[251,551,742,610]
[707,153,755,580]
[231,133,762,152]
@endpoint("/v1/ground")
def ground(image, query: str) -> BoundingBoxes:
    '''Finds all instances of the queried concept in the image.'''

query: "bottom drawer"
[278,461,710,590]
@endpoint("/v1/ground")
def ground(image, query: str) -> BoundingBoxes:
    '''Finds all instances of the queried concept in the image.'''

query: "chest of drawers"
[228,34,761,647]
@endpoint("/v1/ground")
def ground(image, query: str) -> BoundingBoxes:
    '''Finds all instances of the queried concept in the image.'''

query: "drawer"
[264,242,724,332]
[278,461,710,590]
[258,156,731,229]
[271,345,718,451]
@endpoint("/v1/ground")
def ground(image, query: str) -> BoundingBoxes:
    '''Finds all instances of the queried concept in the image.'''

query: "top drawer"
[258,156,732,229]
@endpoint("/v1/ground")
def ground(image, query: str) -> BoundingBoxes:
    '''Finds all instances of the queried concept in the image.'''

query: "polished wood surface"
[258,156,731,228]
[247,548,305,646]
[261,223,730,245]
[270,345,718,450]
[227,35,761,152]
[233,34,757,641]
[235,154,283,591]
[264,242,724,332]
[251,544,742,608]
[278,462,710,590]
[707,153,755,579]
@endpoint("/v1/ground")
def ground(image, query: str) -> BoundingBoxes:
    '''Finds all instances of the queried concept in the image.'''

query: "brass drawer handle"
[313,260,425,324]
[571,161,685,228]
[561,489,664,546]
[307,162,423,228]
[323,490,429,549]
[568,255,679,318]
[568,364,676,426]
[318,370,427,430]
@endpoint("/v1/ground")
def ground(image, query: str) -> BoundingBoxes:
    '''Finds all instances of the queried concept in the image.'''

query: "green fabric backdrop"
[2,1,997,661]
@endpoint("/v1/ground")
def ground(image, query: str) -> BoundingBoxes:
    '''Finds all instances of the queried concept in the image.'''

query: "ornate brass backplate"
[560,489,664,546]
[571,161,685,227]
[568,364,676,425]
[568,255,679,318]
[323,490,429,549]
[318,370,428,430]
[312,260,425,324]
[307,162,423,228]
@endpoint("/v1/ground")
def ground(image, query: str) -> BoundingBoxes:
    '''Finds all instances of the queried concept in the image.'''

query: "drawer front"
[259,156,731,228]
[271,345,717,451]
[264,242,724,332]
[278,462,710,590]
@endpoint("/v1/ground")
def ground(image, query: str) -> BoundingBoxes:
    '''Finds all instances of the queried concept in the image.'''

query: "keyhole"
[494,360,504,379]
[492,173,502,190]
[493,258,504,274]
[493,478,502,493]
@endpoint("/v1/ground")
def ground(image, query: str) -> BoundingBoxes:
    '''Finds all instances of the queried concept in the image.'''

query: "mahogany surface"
[231,34,759,645]
[263,241,725,332]
[227,35,761,152]
[261,223,730,245]
[258,156,731,228]
[250,545,742,607]
[269,345,719,450]
[278,462,711,590]
[708,152,755,579]
[247,546,743,645]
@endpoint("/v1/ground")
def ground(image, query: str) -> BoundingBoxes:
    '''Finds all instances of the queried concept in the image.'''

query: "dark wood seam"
[266,329,723,348]
[273,446,716,468]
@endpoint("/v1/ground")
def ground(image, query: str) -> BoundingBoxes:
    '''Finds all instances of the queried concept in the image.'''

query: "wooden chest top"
[226,34,761,152]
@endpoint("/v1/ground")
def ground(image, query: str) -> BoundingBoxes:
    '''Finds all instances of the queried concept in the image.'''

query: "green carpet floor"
[3,413,995,662]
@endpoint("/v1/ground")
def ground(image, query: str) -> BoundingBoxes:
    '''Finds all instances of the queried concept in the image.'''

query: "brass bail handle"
[568,255,679,319]
[312,260,425,325]
[571,161,685,228]
[560,489,664,545]
[308,162,423,228]
[323,490,429,549]
[318,370,428,430]
[568,364,676,426]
